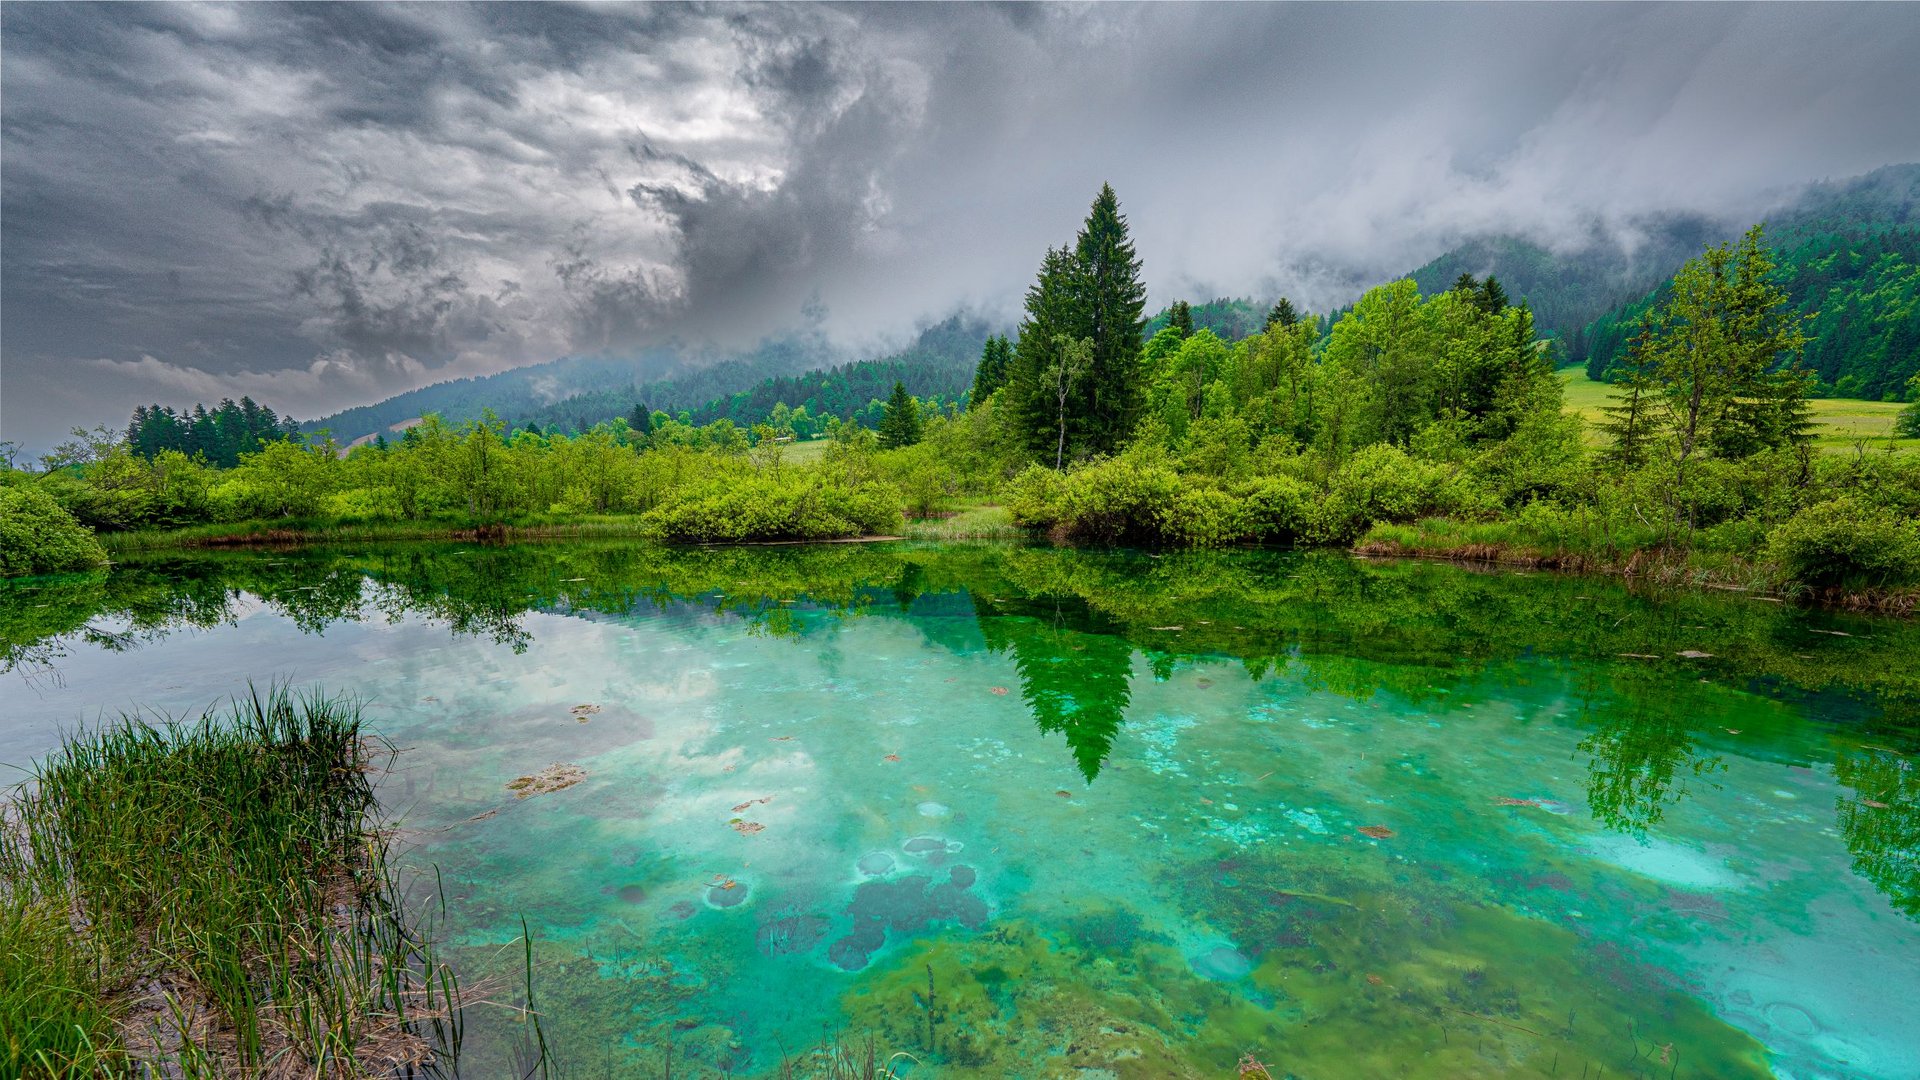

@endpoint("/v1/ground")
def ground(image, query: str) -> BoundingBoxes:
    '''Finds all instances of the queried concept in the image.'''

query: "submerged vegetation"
[0,688,462,1078]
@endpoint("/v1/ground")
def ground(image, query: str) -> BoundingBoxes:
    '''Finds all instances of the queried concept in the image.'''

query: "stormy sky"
[3,2,1917,452]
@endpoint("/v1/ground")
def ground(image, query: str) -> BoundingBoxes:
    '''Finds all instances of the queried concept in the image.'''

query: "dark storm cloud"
[4,1,1918,451]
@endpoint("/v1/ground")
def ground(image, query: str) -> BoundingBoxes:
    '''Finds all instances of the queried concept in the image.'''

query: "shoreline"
[66,518,1917,617]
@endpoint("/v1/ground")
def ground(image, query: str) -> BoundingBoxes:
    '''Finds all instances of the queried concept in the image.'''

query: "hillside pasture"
[1557,368,1912,454]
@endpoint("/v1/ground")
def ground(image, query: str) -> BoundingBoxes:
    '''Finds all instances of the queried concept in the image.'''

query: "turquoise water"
[3,543,1918,1078]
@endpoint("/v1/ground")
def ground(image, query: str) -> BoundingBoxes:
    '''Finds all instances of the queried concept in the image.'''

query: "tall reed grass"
[0,686,465,1078]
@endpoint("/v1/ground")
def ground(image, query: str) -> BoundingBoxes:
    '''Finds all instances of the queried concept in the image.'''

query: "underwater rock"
[615,885,647,904]
[667,900,697,920]
[902,836,949,855]
[949,865,976,889]
[507,763,586,798]
[917,801,952,818]
[858,851,896,876]
[1191,945,1253,980]
[707,880,750,908]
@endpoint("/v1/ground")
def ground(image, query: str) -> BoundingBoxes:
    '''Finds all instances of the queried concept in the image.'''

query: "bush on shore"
[0,485,109,577]
[641,469,903,543]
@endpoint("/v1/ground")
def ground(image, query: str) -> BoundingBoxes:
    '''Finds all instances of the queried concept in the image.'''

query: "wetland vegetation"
[0,687,465,1078]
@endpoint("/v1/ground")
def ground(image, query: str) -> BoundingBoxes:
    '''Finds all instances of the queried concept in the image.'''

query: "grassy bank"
[1357,517,1920,615]
[0,688,464,1078]
[97,514,659,552]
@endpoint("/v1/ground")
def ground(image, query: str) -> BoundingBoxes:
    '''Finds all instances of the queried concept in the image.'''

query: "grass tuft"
[0,685,467,1077]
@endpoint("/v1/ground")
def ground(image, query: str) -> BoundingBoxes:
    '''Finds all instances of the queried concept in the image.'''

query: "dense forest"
[5,181,1918,606]
[1581,227,1920,401]
[121,397,301,468]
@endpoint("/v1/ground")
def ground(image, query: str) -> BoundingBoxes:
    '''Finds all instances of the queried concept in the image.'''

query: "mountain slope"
[518,314,995,433]
[1576,166,1920,397]
[1404,163,1920,351]
[305,315,994,443]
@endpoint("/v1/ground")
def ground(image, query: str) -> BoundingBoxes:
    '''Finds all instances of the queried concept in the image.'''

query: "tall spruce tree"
[879,381,922,449]
[1006,184,1147,464]
[1073,183,1148,454]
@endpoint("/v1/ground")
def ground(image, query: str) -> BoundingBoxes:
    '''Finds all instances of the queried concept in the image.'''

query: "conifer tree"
[629,403,653,435]
[879,381,922,449]
[970,335,1013,406]
[1007,246,1087,461]
[1168,300,1194,339]
[1073,183,1148,454]
[1477,276,1509,315]
[1598,318,1659,470]
[1452,272,1480,296]
[1264,297,1298,330]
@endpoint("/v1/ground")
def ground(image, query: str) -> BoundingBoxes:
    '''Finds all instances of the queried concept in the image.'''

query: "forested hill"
[305,315,992,444]
[1405,163,1920,352]
[304,339,823,445]
[1578,165,1920,399]
[1407,223,1719,342]
[517,314,994,434]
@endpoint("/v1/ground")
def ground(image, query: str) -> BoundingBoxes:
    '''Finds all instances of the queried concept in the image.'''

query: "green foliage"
[1167,300,1194,338]
[0,486,109,577]
[1265,297,1298,331]
[641,468,903,543]
[878,381,924,449]
[1898,375,1920,437]
[1766,496,1920,589]
[1008,442,1489,549]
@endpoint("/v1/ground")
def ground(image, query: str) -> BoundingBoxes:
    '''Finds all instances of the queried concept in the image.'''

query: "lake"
[3,541,1917,1078]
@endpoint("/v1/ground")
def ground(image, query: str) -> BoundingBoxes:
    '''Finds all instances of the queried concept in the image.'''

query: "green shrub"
[641,470,902,543]
[0,486,109,577]
[1766,496,1920,589]
[1160,486,1250,548]
[1308,445,1491,544]
[1237,474,1316,541]
[1007,456,1186,545]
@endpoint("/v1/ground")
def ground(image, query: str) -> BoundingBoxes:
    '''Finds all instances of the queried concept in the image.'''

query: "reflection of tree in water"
[976,595,1134,783]
[1835,748,1920,918]
[1577,665,1725,837]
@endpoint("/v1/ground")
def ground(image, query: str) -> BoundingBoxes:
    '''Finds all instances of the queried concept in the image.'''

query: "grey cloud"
[5,1,1919,451]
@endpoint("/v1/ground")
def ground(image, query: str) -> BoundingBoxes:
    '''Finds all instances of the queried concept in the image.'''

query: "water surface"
[4,542,1917,1078]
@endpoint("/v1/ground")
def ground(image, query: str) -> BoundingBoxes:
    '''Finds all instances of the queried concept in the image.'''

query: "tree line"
[5,182,1917,597]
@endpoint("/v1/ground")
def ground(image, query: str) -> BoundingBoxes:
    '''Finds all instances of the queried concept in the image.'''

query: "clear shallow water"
[4,542,1918,1078]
